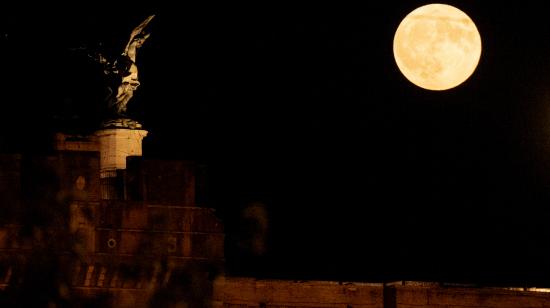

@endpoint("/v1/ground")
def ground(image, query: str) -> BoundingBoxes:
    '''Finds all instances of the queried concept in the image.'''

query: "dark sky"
[2,2,550,285]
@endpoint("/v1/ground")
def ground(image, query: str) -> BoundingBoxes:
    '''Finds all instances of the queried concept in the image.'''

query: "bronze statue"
[110,15,154,115]
[86,15,155,117]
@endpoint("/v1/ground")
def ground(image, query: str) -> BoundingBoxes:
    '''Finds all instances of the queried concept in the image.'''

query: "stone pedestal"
[95,128,148,177]
[95,127,147,200]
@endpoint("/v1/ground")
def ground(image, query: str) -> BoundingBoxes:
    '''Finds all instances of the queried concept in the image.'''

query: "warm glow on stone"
[393,4,482,90]
[75,175,86,190]
[95,128,148,177]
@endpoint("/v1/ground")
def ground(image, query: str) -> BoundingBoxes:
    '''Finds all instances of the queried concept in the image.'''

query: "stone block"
[95,128,148,173]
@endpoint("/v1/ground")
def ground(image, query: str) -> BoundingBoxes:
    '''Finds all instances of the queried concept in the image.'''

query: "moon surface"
[393,4,482,91]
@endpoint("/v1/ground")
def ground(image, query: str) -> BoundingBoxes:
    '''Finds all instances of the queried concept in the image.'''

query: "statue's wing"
[124,15,155,51]
[71,46,111,70]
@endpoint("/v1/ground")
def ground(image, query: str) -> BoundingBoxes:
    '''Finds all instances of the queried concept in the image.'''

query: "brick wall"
[392,283,550,308]
[213,277,384,308]
[213,278,550,308]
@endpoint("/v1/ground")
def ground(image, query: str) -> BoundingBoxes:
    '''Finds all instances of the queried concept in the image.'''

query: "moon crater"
[393,4,482,91]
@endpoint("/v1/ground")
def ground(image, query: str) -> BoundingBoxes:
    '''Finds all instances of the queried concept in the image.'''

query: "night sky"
[2,2,550,285]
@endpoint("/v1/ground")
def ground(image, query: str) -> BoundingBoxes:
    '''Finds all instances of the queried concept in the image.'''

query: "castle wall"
[213,277,384,308]
[0,150,224,307]
[213,277,550,308]
[391,283,550,307]
[4,146,550,307]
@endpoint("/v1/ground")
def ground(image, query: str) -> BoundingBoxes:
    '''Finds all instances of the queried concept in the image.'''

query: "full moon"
[393,4,482,91]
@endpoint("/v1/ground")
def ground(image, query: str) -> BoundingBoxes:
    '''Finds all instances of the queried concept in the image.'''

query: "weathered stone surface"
[213,277,384,307]
[55,133,99,152]
[101,118,143,130]
[395,286,429,305]
[212,279,550,308]
[95,128,148,174]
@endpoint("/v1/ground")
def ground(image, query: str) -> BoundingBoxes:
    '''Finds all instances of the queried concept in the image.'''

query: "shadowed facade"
[0,134,223,307]
[2,134,550,307]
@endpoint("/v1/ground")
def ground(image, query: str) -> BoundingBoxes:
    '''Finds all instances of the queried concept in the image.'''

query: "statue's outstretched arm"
[124,15,155,54]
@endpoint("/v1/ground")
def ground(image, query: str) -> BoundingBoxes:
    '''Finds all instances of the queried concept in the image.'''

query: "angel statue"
[87,15,155,117]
